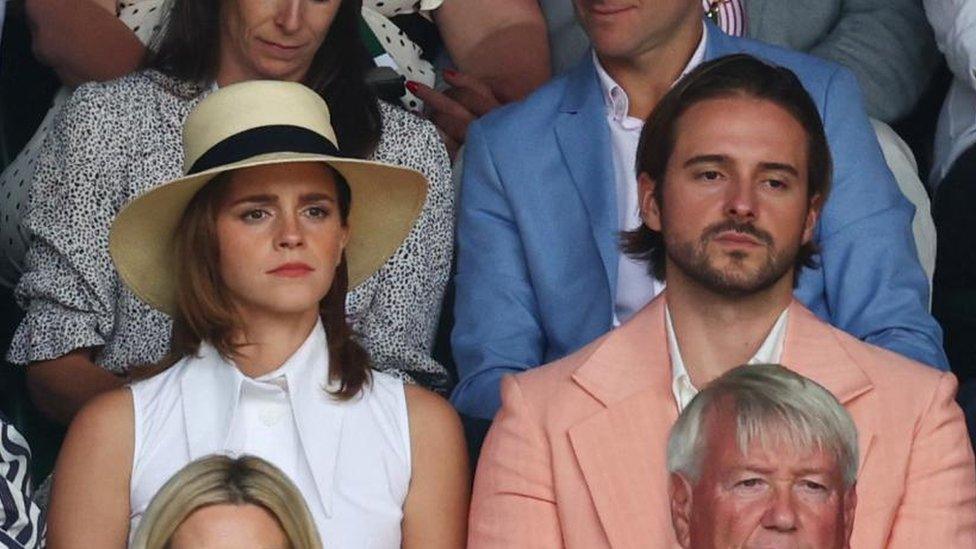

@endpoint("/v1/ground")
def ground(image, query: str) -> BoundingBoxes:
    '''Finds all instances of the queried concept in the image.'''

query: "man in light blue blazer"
[540,0,937,122]
[451,2,947,422]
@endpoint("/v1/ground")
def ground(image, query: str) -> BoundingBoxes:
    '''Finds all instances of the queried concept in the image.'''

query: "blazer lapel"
[703,18,745,60]
[781,301,878,476]
[568,298,679,548]
[554,56,619,295]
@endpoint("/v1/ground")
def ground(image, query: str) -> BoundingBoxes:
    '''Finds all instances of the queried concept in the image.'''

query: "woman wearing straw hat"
[45,81,469,547]
[8,0,455,426]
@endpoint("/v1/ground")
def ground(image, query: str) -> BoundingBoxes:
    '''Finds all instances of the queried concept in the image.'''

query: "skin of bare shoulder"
[46,387,135,549]
[401,384,471,549]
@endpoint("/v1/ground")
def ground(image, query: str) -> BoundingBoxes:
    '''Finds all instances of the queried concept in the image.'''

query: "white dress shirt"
[594,30,708,325]
[666,307,789,412]
[128,321,411,547]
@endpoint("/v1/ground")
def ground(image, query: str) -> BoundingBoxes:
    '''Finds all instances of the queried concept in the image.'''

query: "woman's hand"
[407,70,502,160]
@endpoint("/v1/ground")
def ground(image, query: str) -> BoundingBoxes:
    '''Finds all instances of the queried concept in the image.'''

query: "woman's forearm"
[435,0,551,102]
[27,349,124,425]
[26,0,146,86]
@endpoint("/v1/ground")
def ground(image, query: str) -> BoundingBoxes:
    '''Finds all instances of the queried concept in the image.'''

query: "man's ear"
[639,172,662,232]
[842,483,857,547]
[669,472,694,548]
[801,193,822,245]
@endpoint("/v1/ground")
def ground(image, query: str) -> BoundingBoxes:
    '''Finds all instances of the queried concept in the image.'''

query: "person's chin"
[264,285,327,308]
[742,537,804,549]
[590,34,642,61]
[252,58,309,83]
[262,301,323,318]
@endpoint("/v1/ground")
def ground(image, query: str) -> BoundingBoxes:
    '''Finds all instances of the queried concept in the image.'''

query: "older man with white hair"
[667,363,858,548]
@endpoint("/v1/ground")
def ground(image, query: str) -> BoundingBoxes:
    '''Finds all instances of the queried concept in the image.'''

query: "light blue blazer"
[451,21,948,420]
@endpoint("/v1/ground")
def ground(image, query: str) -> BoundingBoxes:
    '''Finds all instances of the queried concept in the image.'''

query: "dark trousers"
[933,143,976,382]
[932,143,976,448]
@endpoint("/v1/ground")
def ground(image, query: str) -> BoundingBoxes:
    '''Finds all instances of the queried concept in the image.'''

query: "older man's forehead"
[715,436,842,479]
[703,405,842,476]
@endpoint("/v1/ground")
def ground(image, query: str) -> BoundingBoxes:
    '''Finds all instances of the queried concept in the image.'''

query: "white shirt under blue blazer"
[450,20,948,420]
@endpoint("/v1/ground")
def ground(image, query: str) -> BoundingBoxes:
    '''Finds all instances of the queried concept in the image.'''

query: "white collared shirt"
[594,29,708,325]
[666,307,789,412]
[224,355,306,494]
[128,321,412,547]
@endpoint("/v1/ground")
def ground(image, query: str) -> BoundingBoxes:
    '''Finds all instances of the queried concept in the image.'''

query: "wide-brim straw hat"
[109,80,427,316]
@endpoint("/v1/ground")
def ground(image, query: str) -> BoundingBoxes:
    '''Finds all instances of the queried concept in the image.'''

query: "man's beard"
[664,219,797,297]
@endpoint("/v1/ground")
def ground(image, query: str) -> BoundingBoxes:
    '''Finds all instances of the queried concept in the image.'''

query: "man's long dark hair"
[146,0,381,158]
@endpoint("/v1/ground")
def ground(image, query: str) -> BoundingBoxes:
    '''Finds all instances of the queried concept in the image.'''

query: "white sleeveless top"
[127,321,411,547]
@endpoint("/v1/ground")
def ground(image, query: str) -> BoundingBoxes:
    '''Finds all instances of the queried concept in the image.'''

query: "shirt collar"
[179,319,346,516]
[593,24,709,123]
[667,306,790,412]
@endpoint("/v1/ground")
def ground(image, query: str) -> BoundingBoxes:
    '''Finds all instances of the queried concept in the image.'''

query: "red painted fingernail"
[405,80,420,93]
[444,69,457,78]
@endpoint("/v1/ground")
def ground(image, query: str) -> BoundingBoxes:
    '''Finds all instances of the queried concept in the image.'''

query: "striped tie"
[702,0,747,37]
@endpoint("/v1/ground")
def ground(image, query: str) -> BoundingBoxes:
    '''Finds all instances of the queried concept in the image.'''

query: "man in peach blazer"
[468,55,976,548]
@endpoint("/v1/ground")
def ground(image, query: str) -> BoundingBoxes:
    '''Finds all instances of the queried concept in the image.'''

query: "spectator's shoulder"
[474,69,578,138]
[63,70,200,124]
[377,100,438,140]
[724,34,850,102]
[507,333,612,425]
[375,101,450,184]
[129,357,188,398]
[828,322,952,417]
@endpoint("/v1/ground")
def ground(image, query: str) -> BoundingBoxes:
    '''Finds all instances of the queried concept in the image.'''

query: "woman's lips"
[267,262,315,277]
[257,38,304,58]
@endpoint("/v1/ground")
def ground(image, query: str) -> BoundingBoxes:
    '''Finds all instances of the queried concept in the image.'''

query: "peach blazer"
[468,296,976,548]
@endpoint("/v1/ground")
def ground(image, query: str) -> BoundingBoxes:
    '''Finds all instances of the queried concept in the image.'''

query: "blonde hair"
[667,364,859,487]
[130,454,323,549]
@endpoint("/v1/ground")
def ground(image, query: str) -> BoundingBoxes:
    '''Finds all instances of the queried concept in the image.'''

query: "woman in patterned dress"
[1,0,170,287]
[8,0,455,425]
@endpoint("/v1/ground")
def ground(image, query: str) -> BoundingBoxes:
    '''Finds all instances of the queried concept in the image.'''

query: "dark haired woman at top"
[9,0,455,425]
[46,80,469,547]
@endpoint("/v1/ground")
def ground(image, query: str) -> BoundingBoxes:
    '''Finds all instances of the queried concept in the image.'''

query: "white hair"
[666,363,859,487]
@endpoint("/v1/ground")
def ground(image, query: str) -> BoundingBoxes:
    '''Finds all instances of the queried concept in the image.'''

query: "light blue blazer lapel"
[554,56,619,296]
[704,18,744,59]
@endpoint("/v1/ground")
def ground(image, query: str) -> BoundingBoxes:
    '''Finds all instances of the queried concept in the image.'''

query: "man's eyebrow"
[758,162,800,176]
[733,465,777,475]
[789,467,834,477]
[682,154,729,168]
[729,463,835,477]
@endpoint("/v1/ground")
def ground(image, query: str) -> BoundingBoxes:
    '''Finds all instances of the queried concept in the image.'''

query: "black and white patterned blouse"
[7,70,454,393]
[0,415,45,549]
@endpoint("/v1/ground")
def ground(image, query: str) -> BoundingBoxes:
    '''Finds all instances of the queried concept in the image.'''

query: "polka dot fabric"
[117,0,172,43]
[0,0,169,288]
[362,0,445,112]
[7,71,455,394]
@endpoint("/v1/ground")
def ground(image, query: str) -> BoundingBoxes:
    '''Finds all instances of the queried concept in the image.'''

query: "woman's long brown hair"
[165,168,372,399]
